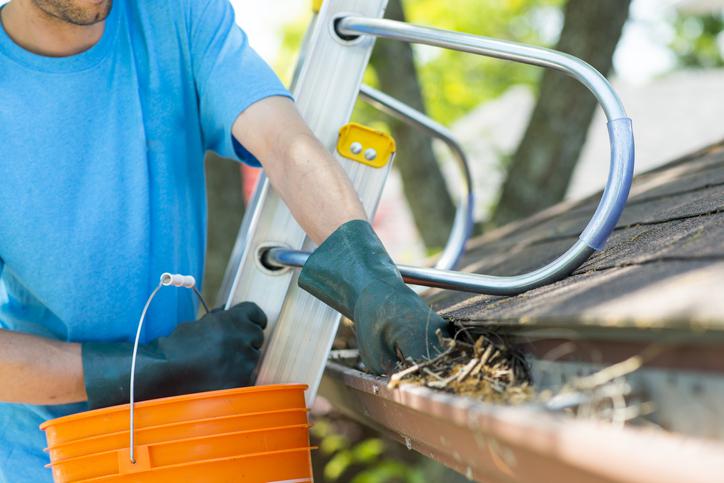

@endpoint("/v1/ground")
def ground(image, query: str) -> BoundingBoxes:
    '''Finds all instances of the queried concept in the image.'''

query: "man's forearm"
[232,97,367,244]
[267,129,368,243]
[0,329,86,405]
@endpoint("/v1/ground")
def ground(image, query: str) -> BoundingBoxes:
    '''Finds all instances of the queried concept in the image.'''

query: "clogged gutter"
[332,319,647,417]
[383,321,648,418]
[386,323,534,405]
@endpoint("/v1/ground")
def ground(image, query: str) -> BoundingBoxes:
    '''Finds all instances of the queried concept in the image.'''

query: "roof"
[320,140,724,482]
[429,139,724,334]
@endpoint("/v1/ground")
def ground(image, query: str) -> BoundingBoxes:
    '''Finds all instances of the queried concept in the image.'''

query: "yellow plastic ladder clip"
[336,123,396,169]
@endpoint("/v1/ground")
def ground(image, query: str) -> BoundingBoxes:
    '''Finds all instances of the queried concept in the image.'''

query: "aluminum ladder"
[218,0,635,403]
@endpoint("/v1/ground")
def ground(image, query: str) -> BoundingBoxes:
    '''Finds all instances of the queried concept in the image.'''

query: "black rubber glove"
[299,220,447,374]
[82,302,267,409]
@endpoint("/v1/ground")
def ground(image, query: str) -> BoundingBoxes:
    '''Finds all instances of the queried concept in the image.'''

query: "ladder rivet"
[364,148,377,161]
[350,142,363,155]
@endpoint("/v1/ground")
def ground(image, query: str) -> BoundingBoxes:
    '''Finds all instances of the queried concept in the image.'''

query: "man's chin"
[71,0,113,26]
[33,0,113,26]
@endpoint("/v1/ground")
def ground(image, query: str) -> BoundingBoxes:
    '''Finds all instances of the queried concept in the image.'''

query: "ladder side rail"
[216,174,269,306]
[225,0,390,403]
[217,10,322,307]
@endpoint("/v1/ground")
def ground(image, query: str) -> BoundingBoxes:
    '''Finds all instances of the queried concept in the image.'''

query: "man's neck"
[1,0,105,57]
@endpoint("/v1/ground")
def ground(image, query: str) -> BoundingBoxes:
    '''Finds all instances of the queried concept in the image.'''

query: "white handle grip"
[159,273,196,288]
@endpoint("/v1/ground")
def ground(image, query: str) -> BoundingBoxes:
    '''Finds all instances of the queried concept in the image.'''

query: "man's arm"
[232,97,368,244]
[0,302,268,408]
[0,329,86,405]
[0,97,404,407]
[233,96,448,374]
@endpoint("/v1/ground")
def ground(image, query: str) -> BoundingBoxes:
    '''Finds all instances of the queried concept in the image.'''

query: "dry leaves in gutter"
[388,329,533,405]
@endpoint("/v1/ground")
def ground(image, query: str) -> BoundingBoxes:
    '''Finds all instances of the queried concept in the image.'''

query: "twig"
[571,355,643,391]
[456,358,479,383]
[473,337,485,357]
[423,368,445,380]
[428,372,459,389]
[387,347,454,389]
[479,344,494,366]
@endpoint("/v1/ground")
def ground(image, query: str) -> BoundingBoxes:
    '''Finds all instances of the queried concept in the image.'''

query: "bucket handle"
[128,273,209,464]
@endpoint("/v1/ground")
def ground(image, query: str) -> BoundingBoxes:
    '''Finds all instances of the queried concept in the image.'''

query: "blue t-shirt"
[0,0,290,480]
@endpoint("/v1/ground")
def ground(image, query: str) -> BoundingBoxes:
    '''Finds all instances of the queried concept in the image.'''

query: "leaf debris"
[387,331,533,404]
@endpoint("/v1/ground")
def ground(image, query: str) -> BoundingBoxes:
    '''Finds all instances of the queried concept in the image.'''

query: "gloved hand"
[299,220,448,374]
[82,302,267,409]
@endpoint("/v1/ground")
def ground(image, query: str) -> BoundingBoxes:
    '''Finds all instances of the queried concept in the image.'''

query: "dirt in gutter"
[387,324,534,405]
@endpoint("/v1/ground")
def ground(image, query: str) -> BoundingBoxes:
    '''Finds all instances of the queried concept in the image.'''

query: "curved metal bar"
[338,17,627,120]
[359,84,474,270]
[264,248,309,271]
[265,244,593,295]
[326,16,635,294]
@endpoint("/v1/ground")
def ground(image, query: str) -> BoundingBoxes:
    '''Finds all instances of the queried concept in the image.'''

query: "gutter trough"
[320,359,724,483]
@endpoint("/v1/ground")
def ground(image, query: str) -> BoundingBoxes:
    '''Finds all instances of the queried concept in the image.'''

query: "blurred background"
[202,0,724,481]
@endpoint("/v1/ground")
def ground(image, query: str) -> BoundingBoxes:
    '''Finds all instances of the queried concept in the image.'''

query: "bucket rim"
[40,384,308,430]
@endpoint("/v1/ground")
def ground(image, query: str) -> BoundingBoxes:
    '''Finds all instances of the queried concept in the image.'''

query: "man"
[0,0,448,480]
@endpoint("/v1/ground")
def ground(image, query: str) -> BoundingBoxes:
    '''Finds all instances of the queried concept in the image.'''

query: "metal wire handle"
[129,273,209,464]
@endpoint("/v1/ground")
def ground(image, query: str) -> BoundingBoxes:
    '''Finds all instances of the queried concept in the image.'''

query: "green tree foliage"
[312,419,425,483]
[669,11,724,68]
[311,418,468,482]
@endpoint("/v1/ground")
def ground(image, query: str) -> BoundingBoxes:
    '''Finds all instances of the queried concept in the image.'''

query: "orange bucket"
[40,385,314,482]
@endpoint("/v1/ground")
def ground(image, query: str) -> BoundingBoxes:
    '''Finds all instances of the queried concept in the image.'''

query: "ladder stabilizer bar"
[263,245,592,296]
[261,16,635,296]
[339,16,634,293]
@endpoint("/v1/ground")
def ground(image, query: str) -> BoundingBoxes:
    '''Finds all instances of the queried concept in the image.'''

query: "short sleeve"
[188,0,292,166]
